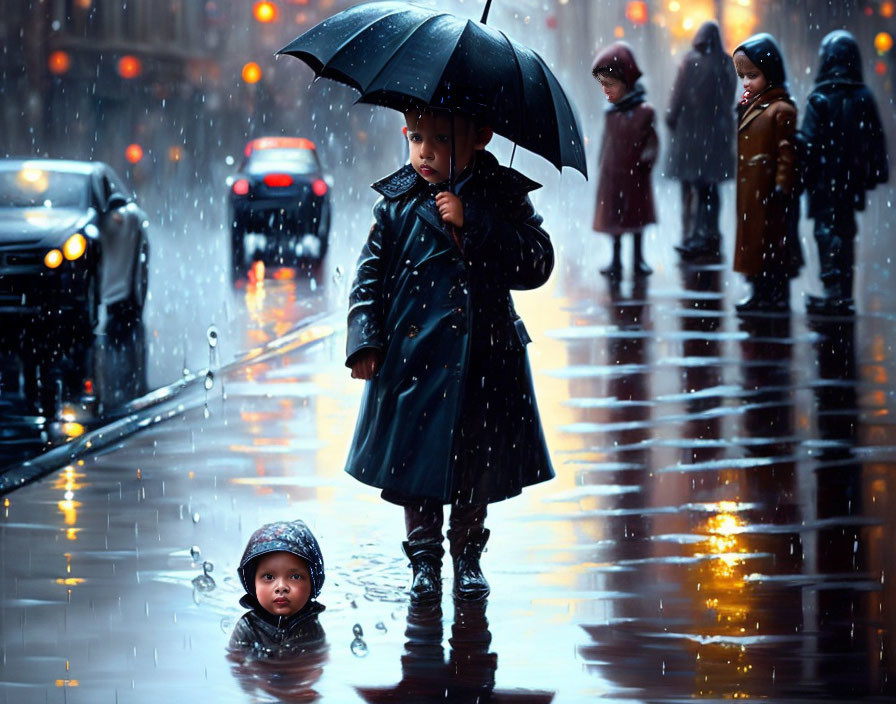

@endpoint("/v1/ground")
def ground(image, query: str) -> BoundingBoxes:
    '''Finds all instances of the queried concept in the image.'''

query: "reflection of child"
[732,34,802,312]
[228,520,326,658]
[591,42,658,279]
[345,106,555,603]
[800,30,889,314]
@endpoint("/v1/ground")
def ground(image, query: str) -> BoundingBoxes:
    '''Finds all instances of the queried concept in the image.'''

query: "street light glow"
[242,62,263,84]
[253,1,278,22]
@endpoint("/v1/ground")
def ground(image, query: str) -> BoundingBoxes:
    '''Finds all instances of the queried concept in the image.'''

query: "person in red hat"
[591,41,659,279]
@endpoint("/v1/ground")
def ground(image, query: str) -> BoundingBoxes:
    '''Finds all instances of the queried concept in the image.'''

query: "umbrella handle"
[480,0,493,24]
[450,108,456,194]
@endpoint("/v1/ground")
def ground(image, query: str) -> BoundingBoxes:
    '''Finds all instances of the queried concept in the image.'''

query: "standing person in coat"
[732,33,803,313]
[799,30,890,315]
[665,21,738,260]
[345,106,555,603]
[591,42,658,279]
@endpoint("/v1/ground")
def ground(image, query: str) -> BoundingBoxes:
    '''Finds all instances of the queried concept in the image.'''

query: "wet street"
[2,175,896,702]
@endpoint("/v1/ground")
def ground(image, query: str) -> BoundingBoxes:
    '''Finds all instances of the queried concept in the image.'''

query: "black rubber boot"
[600,238,622,278]
[403,540,444,604]
[450,528,490,601]
[632,232,653,277]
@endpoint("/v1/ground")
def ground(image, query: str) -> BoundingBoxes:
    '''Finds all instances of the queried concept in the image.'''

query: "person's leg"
[404,499,446,602]
[681,181,695,244]
[447,502,490,600]
[632,231,653,276]
[600,237,622,277]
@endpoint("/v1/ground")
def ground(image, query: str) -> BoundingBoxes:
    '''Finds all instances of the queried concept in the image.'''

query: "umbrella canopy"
[277,1,587,178]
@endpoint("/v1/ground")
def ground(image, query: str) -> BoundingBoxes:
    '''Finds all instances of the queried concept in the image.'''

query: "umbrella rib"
[315,8,410,86]
[359,13,458,100]
[498,30,528,151]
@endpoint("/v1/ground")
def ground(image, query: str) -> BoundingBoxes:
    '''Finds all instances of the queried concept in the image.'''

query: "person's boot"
[450,528,490,601]
[735,277,763,313]
[600,238,622,278]
[402,540,444,603]
[632,232,653,277]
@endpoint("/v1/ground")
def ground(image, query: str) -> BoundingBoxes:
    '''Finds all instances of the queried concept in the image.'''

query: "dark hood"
[592,42,643,88]
[816,30,863,85]
[693,21,724,55]
[237,520,325,600]
[734,33,788,88]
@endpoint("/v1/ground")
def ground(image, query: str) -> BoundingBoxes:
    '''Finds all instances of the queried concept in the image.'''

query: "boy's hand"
[350,349,382,380]
[435,192,463,228]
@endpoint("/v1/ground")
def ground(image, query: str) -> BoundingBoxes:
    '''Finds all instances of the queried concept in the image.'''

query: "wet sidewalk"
[2,247,896,702]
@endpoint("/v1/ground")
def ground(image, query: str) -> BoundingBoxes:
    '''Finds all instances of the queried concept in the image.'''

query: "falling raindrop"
[192,512,200,523]
[375,621,387,633]
[190,545,201,562]
[332,265,344,284]
[352,623,363,638]
[206,325,218,348]
[204,371,214,391]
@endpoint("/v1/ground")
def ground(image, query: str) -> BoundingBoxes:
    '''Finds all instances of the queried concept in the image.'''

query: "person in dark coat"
[799,30,890,314]
[228,520,327,659]
[591,42,658,279]
[665,21,738,260]
[346,107,554,604]
[732,33,803,313]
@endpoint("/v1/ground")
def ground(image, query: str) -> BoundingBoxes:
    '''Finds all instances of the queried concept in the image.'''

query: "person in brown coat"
[665,21,737,260]
[732,33,803,312]
[591,42,658,279]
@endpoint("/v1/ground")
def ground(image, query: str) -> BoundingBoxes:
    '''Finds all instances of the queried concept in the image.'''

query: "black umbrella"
[277,0,587,179]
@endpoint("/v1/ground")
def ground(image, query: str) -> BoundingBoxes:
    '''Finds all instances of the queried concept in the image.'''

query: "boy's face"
[734,52,768,96]
[254,551,312,618]
[403,111,490,185]
[597,74,628,103]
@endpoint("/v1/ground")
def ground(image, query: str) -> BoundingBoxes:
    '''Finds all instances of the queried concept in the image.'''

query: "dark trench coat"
[664,21,737,184]
[344,150,554,504]
[799,30,890,218]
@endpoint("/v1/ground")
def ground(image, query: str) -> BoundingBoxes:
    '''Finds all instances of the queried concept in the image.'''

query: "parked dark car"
[227,137,331,276]
[0,159,150,329]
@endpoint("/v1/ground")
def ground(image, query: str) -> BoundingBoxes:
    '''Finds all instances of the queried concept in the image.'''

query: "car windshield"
[247,149,318,175]
[0,167,87,208]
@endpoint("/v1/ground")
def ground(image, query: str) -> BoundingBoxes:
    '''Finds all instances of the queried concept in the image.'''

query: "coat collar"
[738,86,792,132]
[238,595,326,631]
[371,150,541,201]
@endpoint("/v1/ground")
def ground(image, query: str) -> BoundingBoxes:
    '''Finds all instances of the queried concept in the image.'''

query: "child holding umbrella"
[345,105,555,603]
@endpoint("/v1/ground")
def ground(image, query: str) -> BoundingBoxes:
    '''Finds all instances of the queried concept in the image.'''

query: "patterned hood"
[237,520,325,600]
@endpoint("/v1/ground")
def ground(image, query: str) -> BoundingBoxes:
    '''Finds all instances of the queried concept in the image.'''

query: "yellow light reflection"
[55,680,80,687]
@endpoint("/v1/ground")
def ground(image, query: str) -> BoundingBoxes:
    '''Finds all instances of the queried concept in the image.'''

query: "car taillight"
[312,179,328,196]
[232,178,250,195]
[264,173,293,187]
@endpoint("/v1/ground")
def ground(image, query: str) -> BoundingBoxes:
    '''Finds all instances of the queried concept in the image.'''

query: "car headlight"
[63,233,87,261]
[44,249,63,268]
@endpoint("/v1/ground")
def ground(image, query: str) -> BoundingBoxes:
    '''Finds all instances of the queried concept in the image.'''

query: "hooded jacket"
[799,30,889,216]
[665,21,737,183]
[591,43,658,235]
[732,34,802,277]
[344,150,554,504]
[229,520,327,658]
